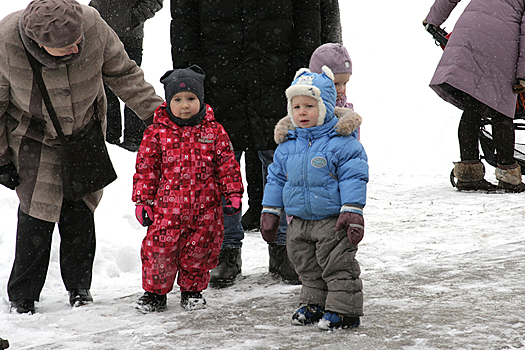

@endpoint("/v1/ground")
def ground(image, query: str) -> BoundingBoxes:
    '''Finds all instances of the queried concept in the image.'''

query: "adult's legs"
[491,112,525,190]
[58,200,96,291]
[8,208,55,302]
[453,95,498,190]
[220,150,245,249]
[458,96,484,161]
[491,113,515,166]
[241,150,263,230]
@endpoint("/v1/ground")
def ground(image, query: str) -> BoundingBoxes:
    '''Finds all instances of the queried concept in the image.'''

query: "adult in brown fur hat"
[0,0,163,314]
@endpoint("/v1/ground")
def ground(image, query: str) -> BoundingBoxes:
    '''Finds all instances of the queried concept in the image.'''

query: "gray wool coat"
[0,5,164,222]
[426,0,525,118]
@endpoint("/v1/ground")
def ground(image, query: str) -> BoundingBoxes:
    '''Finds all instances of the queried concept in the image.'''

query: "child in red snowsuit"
[132,65,243,312]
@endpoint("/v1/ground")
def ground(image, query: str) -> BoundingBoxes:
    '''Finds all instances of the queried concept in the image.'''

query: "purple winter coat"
[426,0,525,118]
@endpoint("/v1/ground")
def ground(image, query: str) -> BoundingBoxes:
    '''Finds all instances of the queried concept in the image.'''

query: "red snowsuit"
[132,103,243,294]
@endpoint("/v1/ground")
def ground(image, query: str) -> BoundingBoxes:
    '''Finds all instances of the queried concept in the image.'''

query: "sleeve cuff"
[262,206,283,216]
[340,204,363,215]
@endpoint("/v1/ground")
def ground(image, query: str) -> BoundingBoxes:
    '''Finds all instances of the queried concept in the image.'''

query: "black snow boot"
[268,243,301,285]
[0,337,9,350]
[68,288,93,307]
[136,291,167,313]
[180,291,207,311]
[10,299,35,314]
[452,160,497,191]
[210,248,242,287]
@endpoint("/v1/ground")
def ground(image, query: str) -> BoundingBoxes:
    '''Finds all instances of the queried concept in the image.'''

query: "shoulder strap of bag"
[24,47,67,145]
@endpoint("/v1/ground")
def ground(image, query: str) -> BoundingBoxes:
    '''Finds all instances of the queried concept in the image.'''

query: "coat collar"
[154,102,216,129]
[273,107,362,144]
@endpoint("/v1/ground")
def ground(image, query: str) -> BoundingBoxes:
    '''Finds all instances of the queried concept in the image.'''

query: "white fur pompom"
[293,68,310,80]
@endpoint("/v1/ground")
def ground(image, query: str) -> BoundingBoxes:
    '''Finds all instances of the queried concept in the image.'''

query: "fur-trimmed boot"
[495,163,525,192]
[453,161,497,191]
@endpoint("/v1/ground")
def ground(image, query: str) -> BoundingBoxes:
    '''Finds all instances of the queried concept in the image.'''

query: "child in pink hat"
[309,43,360,140]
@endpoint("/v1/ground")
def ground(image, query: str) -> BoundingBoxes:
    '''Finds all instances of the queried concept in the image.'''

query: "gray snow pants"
[287,216,363,316]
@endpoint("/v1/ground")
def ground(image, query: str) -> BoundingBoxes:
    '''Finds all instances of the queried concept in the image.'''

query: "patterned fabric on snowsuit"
[132,103,243,294]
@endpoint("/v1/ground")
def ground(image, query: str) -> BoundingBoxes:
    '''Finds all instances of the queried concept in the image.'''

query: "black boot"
[136,291,167,313]
[268,243,301,285]
[10,299,35,314]
[210,248,242,287]
[68,288,93,307]
[0,337,9,350]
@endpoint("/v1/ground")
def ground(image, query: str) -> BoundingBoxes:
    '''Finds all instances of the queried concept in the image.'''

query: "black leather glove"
[513,79,525,94]
[0,162,20,190]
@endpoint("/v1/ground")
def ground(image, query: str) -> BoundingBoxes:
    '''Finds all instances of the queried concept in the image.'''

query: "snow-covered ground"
[1,1,525,349]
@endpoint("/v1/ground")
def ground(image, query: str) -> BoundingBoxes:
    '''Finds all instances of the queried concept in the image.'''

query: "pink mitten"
[335,212,364,246]
[260,212,280,243]
[224,196,242,216]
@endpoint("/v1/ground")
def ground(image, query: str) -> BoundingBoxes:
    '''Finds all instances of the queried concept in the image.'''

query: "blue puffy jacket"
[263,107,368,220]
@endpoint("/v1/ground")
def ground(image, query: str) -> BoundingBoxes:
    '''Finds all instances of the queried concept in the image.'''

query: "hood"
[274,107,362,145]
[285,66,337,128]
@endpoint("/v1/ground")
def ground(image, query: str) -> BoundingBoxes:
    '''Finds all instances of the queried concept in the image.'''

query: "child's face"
[292,95,319,128]
[169,91,200,119]
[334,73,351,101]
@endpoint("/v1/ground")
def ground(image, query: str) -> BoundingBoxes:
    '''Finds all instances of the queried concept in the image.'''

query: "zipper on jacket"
[303,136,314,216]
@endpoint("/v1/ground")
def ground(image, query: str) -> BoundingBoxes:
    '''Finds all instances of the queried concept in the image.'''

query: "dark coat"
[170,0,342,151]
[89,0,163,47]
[426,0,525,118]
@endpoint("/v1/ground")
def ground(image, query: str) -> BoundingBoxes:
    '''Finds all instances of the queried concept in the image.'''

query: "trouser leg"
[58,200,96,291]
[221,150,244,249]
[8,208,55,301]
[287,218,327,307]
[458,97,483,161]
[491,113,515,166]
[244,150,263,210]
[288,217,363,316]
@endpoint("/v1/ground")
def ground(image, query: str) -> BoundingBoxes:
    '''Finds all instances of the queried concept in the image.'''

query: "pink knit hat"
[309,43,352,75]
[22,0,83,48]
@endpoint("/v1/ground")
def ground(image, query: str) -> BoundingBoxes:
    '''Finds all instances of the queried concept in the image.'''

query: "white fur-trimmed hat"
[285,66,336,128]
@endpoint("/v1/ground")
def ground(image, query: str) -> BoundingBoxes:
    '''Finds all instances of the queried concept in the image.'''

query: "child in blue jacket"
[260,66,368,330]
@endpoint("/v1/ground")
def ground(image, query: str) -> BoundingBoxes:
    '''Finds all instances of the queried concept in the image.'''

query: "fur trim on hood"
[273,106,362,145]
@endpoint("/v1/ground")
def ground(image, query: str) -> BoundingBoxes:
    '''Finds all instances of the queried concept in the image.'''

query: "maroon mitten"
[135,205,154,226]
[335,212,364,246]
[260,212,280,243]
